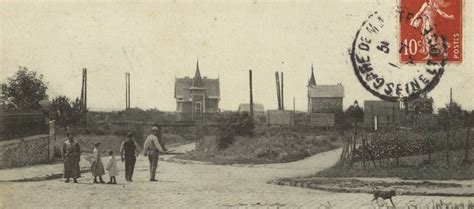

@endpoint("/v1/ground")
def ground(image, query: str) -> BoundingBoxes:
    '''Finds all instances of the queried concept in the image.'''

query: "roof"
[175,78,220,99]
[238,103,265,112]
[308,65,316,86]
[308,84,344,98]
[192,61,204,87]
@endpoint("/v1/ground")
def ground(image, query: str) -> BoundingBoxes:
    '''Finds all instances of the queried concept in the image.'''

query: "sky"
[1,0,473,112]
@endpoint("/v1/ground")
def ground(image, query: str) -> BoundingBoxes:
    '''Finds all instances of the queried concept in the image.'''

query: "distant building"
[238,103,265,116]
[174,61,220,120]
[307,65,344,113]
[364,100,402,130]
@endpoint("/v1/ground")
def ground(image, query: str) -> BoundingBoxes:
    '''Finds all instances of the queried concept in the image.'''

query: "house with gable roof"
[174,61,220,120]
[307,65,344,113]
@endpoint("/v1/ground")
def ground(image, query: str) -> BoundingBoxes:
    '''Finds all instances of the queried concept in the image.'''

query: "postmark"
[400,0,462,63]
[350,11,447,102]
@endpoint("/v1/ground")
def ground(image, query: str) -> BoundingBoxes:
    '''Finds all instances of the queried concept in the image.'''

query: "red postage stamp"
[400,0,462,63]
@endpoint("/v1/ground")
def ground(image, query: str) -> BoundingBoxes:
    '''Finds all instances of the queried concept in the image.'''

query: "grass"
[313,149,474,180]
[176,133,345,164]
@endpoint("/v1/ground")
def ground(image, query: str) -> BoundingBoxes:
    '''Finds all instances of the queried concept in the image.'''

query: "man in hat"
[143,126,165,181]
[120,132,141,182]
[62,131,81,183]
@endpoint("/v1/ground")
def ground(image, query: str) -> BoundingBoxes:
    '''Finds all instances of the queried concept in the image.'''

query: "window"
[195,102,202,113]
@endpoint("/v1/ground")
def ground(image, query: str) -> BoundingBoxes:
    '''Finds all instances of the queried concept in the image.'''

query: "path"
[0,144,472,208]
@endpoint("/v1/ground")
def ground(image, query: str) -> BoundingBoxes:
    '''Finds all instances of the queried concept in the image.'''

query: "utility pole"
[280,72,284,110]
[275,71,281,110]
[249,70,254,118]
[125,73,128,110]
[450,88,453,104]
[125,73,131,110]
[81,68,88,126]
[293,97,295,113]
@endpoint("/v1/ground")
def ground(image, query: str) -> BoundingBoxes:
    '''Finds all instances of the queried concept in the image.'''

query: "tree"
[407,95,434,115]
[51,96,83,129]
[216,112,255,149]
[70,97,85,125]
[406,94,434,128]
[345,103,364,124]
[463,110,473,163]
[1,67,48,110]
[438,102,464,164]
[51,96,72,128]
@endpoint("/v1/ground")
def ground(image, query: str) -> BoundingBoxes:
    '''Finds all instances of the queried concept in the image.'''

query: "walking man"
[120,132,141,182]
[143,126,165,181]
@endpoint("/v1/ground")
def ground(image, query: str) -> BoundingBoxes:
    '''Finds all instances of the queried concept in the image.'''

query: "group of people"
[61,126,166,184]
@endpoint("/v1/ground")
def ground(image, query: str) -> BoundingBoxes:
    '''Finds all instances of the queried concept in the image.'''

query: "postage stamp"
[350,11,447,102]
[400,0,462,63]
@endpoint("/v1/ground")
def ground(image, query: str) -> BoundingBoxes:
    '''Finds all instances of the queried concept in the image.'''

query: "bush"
[216,112,255,149]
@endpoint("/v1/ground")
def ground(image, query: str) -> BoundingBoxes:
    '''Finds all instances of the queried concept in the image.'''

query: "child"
[91,142,105,184]
[105,150,118,184]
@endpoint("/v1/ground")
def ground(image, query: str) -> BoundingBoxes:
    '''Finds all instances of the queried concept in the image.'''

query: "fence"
[0,112,48,141]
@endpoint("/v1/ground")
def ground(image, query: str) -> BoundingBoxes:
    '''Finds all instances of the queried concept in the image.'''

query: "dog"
[372,189,396,207]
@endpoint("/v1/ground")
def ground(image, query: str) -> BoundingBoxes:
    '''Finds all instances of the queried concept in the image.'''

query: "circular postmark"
[351,11,447,102]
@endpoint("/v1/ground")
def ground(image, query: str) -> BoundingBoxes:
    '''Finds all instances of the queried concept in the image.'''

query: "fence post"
[49,120,56,161]
[362,133,366,170]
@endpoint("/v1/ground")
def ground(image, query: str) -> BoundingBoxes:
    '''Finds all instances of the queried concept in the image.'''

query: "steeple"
[308,64,316,87]
[192,60,204,87]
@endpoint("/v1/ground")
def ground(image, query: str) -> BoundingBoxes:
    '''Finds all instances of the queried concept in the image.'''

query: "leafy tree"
[51,96,84,129]
[1,67,48,110]
[437,102,464,164]
[345,102,364,124]
[406,94,434,128]
[462,110,473,163]
[70,97,85,125]
[51,96,72,128]
[438,102,464,130]
[216,112,255,149]
[407,94,434,115]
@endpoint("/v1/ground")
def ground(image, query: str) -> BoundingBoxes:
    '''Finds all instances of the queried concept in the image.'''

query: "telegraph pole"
[81,68,88,126]
[280,72,284,110]
[275,71,281,110]
[125,73,131,110]
[249,70,254,118]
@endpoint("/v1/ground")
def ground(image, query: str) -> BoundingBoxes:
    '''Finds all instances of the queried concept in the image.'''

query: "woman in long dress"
[62,132,81,183]
[91,142,106,184]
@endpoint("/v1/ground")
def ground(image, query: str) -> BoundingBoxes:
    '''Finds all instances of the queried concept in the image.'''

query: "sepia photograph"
[0,0,473,208]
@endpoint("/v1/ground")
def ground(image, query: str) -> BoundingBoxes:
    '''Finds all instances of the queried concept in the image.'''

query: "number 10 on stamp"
[400,0,462,63]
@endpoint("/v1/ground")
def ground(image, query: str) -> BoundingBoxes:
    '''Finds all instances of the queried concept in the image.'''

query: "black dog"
[372,190,396,206]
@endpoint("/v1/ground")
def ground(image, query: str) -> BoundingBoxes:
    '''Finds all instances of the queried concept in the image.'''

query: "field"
[177,131,345,164]
[313,148,474,180]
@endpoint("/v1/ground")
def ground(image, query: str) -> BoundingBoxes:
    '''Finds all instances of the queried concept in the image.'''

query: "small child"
[105,150,118,184]
[91,142,105,184]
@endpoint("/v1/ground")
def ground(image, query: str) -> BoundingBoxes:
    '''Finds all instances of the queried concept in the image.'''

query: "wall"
[0,134,50,169]
[310,97,343,113]
[267,110,293,125]
[205,99,219,112]
[364,101,402,130]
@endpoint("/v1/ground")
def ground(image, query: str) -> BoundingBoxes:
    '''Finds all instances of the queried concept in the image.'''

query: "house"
[174,61,220,120]
[238,103,265,116]
[364,100,402,130]
[307,65,344,113]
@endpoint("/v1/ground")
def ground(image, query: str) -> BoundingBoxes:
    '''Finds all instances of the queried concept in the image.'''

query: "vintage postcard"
[0,0,473,208]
